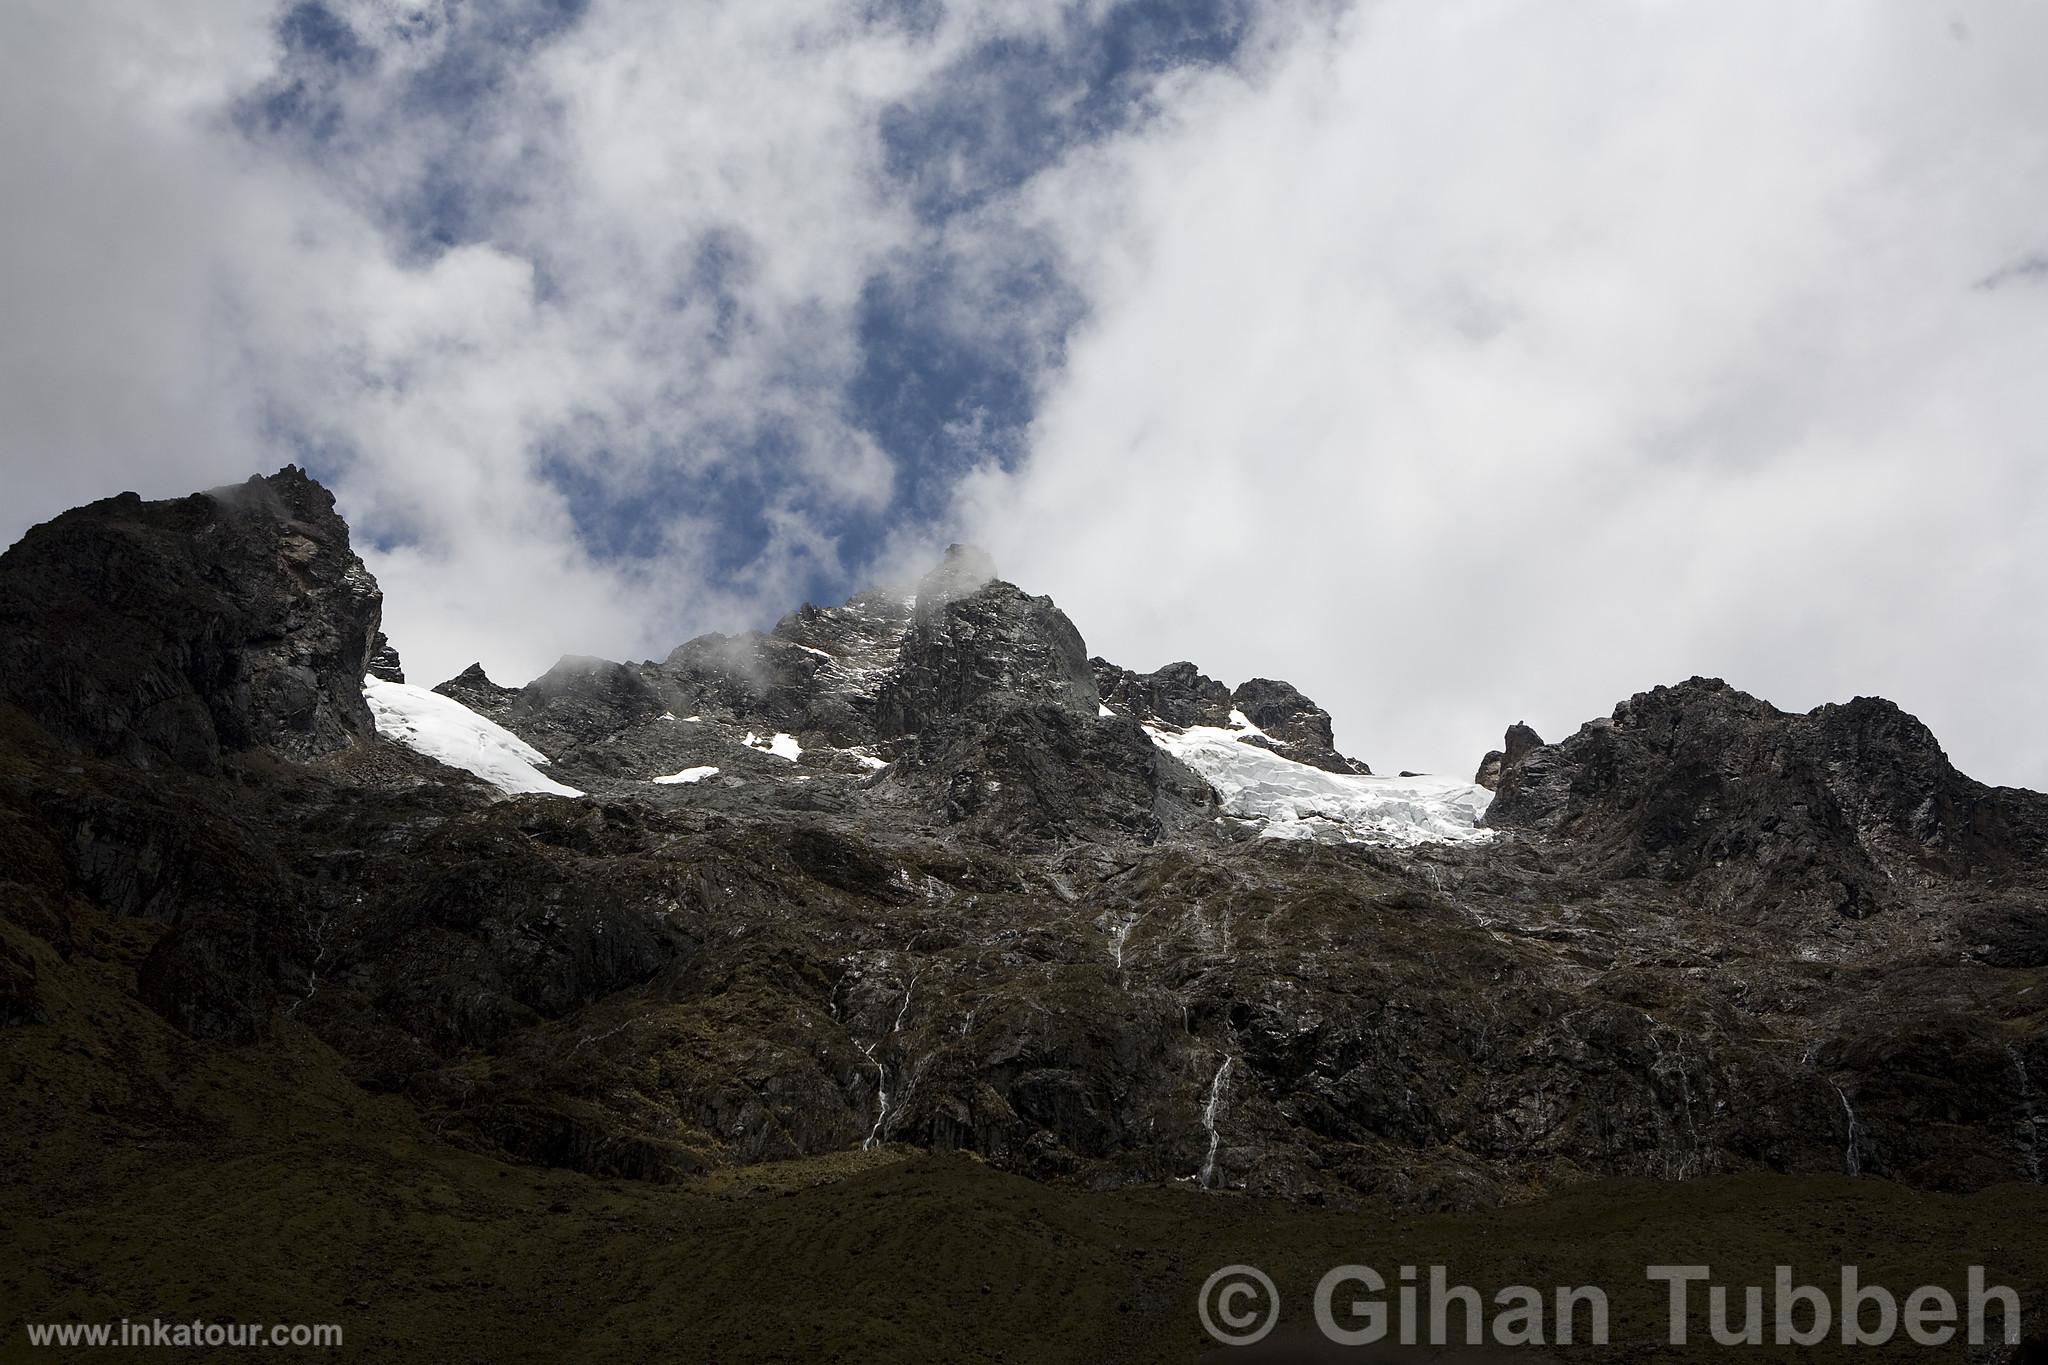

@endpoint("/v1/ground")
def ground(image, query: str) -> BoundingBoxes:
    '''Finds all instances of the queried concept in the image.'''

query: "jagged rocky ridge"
[0,469,382,771]
[2,469,2045,1208]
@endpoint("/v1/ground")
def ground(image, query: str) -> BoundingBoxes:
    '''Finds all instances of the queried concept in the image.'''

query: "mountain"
[4,469,2047,1357]
[0,469,381,771]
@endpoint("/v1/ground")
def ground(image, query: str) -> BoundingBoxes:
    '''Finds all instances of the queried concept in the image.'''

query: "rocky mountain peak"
[912,542,997,616]
[1473,721,1544,789]
[875,575,1096,740]
[432,662,518,718]
[512,655,668,750]
[6,466,2048,1232]
[1483,675,2045,921]
[0,465,381,771]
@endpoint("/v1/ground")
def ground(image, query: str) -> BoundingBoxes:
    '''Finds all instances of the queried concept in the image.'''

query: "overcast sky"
[3,1,2045,788]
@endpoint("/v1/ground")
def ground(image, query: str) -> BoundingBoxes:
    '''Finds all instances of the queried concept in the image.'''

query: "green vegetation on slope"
[4,916,2044,1363]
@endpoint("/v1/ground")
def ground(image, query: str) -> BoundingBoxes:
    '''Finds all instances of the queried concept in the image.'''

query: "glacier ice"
[362,677,583,798]
[1145,718,1491,847]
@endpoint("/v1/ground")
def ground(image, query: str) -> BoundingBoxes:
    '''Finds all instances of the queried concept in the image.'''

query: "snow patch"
[1147,723,1491,847]
[744,731,802,761]
[363,677,582,798]
[653,765,720,785]
[1097,703,1115,718]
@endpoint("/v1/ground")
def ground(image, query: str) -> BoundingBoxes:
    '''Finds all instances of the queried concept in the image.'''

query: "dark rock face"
[1474,721,1542,790]
[433,662,519,719]
[510,656,668,753]
[1485,678,2048,921]
[1093,659,1233,728]
[367,631,405,683]
[887,704,1215,846]
[1807,694,2048,877]
[5,473,2047,1213]
[875,578,1096,740]
[762,589,916,742]
[0,467,381,772]
[862,569,1212,845]
[664,592,910,745]
[1230,676,1370,774]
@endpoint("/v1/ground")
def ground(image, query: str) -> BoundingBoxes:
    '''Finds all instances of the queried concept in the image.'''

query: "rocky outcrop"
[1095,661,1370,775]
[1228,676,1370,774]
[662,608,906,746]
[366,631,405,683]
[1093,659,1232,728]
[861,561,1212,844]
[0,466,381,771]
[1474,721,1543,789]
[889,703,1216,845]
[762,590,916,741]
[509,656,668,753]
[1484,677,2048,921]
[874,571,1096,739]
[433,662,519,719]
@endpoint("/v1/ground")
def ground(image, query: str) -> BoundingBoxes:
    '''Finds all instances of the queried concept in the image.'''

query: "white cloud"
[6,0,2045,794]
[964,1,2048,789]
[235,0,1035,684]
[0,0,1064,687]
[0,0,279,518]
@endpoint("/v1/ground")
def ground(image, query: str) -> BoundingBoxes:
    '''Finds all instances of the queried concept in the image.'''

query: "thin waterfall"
[1829,1080,1863,1177]
[1197,1056,1233,1189]
[859,971,920,1152]
[859,1039,889,1150]
[1098,911,1141,974]
[1803,1042,1863,1177]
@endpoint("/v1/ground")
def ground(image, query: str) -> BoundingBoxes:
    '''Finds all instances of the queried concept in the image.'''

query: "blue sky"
[236,0,1260,610]
[3,1,2046,785]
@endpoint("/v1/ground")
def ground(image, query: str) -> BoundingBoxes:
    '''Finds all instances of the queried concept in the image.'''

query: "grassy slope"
[6,911,2047,1363]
